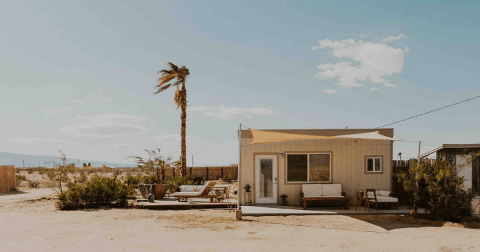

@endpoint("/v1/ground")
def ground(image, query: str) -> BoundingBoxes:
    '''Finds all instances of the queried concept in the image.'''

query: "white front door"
[255,155,278,204]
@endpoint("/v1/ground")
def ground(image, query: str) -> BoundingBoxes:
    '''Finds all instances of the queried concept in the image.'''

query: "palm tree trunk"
[180,86,187,178]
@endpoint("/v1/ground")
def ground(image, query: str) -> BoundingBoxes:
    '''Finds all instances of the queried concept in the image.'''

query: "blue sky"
[0,0,479,165]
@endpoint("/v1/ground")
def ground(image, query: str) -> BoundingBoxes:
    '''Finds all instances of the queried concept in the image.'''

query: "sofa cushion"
[302,184,322,197]
[322,184,342,196]
[379,190,391,197]
[376,196,398,203]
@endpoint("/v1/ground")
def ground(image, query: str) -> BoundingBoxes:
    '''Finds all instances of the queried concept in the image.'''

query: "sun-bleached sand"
[1,187,480,252]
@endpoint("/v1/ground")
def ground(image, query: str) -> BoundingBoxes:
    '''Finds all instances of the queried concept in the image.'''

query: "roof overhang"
[248,128,401,145]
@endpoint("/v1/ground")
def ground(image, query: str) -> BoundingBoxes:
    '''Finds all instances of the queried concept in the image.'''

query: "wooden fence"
[161,166,238,180]
[0,165,16,193]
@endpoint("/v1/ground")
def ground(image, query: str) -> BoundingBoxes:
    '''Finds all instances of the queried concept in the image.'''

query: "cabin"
[238,128,396,206]
[422,144,480,196]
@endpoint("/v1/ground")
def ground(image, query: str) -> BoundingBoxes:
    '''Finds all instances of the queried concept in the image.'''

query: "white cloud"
[189,105,275,121]
[105,143,143,150]
[9,137,75,144]
[44,106,72,115]
[101,96,113,101]
[369,87,379,92]
[384,82,395,88]
[60,113,149,137]
[312,34,407,89]
[324,89,337,94]
[72,99,84,104]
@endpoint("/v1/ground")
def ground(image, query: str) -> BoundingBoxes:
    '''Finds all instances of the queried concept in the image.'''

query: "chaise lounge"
[172,181,224,202]
[300,184,349,210]
[355,189,399,211]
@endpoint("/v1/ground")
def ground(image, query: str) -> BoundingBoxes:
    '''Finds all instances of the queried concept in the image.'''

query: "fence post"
[206,167,209,180]
[221,166,224,179]
[190,167,192,176]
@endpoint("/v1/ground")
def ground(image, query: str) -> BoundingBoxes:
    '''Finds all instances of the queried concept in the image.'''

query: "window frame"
[365,156,383,174]
[285,152,332,183]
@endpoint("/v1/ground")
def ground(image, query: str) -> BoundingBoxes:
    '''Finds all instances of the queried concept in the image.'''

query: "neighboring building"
[422,144,480,195]
[238,128,396,206]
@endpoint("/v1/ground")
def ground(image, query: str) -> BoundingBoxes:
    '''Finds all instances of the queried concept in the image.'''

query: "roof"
[420,144,480,158]
[240,128,394,139]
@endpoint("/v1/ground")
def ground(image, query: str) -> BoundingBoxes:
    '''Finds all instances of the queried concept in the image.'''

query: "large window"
[366,157,382,173]
[287,153,331,182]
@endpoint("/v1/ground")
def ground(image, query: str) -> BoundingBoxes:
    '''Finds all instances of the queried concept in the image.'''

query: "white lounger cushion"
[303,184,322,197]
[322,184,342,197]
[372,196,398,203]
[172,191,201,197]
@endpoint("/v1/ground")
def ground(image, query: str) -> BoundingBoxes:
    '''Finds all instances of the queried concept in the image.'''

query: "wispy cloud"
[60,113,148,137]
[324,89,337,94]
[369,87,379,92]
[155,134,194,145]
[189,105,275,121]
[9,137,75,144]
[44,106,72,115]
[101,96,113,101]
[379,33,405,43]
[384,82,395,88]
[72,99,84,104]
[105,143,143,150]
[312,34,407,89]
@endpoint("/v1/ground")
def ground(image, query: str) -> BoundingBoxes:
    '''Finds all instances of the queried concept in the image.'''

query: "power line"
[377,94,480,129]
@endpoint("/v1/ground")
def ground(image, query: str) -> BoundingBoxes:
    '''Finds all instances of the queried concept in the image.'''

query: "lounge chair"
[360,189,398,211]
[300,184,349,210]
[172,181,224,202]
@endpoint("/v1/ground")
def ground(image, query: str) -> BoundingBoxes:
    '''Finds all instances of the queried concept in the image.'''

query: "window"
[366,157,382,173]
[287,153,331,182]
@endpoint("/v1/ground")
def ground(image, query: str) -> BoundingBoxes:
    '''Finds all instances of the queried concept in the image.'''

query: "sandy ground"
[1,188,480,252]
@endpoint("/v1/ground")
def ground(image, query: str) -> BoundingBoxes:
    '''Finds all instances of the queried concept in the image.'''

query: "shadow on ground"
[0,190,28,196]
[349,214,480,231]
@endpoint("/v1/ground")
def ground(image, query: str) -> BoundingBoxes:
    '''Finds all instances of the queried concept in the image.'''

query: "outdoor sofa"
[172,181,224,202]
[300,184,349,210]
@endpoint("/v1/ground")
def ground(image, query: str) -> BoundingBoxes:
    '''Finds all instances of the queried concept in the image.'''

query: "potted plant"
[130,149,170,200]
[280,194,288,205]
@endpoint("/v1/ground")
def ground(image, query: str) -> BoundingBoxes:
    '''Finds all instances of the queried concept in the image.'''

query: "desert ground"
[1,184,480,252]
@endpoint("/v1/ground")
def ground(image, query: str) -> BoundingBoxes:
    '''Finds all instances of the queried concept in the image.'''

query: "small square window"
[366,157,382,173]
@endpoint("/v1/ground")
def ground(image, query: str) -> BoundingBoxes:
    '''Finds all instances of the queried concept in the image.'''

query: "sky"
[0,0,479,165]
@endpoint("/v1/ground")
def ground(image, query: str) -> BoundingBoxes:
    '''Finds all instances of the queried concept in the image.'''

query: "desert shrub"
[399,159,474,221]
[27,169,33,174]
[186,175,204,185]
[113,169,122,176]
[27,180,41,188]
[76,170,88,183]
[44,151,74,195]
[16,175,27,186]
[222,175,233,183]
[57,175,134,210]
[125,174,142,187]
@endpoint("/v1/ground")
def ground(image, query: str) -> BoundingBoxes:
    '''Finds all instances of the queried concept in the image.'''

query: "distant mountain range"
[0,152,134,168]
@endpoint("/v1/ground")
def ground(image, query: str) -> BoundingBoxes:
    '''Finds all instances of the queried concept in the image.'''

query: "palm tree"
[155,62,190,178]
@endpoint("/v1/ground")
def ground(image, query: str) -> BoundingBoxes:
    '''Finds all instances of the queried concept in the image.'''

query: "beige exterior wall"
[239,136,393,206]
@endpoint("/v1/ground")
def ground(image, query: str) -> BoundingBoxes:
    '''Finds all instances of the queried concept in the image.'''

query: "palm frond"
[155,84,172,94]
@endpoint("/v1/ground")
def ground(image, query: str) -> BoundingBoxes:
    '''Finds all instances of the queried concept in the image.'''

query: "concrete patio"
[135,196,237,210]
[241,205,423,216]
